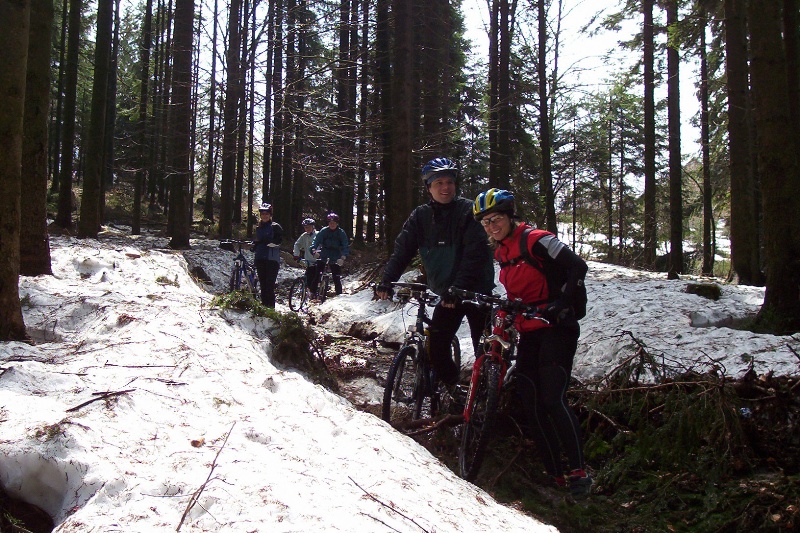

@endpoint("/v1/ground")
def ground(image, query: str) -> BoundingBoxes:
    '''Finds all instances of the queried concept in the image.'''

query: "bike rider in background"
[473,187,591,498]
[293,218,320,296]
[311,213,349,295]
[253,203,283,308]
[375,157,494,395]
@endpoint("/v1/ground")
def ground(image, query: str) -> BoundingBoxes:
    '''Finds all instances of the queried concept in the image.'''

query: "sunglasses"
[480,214,506,227]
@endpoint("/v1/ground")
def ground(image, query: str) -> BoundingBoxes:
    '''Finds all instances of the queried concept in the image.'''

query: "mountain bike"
[220,239,259,297]
[452,289,549,481]
[381,282,462,426]
[288,259,314,311]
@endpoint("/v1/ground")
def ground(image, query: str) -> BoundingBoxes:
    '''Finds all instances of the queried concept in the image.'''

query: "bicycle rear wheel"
[381,344,419,424]
[288,276,308,311]
[459,354,501,481]
[246,269,259,298]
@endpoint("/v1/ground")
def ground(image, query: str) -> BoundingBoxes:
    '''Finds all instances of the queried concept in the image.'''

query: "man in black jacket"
[376,157,495,387]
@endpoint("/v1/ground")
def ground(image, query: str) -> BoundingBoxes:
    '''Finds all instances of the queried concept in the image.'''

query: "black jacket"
[381,197,495,296]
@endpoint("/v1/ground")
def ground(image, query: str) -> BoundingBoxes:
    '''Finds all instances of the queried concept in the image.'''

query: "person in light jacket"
[293,218,319,295]
[253,203,283,308]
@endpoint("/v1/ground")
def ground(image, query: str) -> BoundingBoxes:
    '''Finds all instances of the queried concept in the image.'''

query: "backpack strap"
[498,227,546,272]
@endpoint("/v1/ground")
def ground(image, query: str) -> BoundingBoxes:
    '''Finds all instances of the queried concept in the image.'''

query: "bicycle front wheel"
[381,344,419,424]
[459,354,501,481]
[288,276,308,311]
[246,269,259,298]
[319,275,330,303]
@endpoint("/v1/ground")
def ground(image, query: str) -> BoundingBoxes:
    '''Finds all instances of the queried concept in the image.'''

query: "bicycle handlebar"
[391,282,439,306]
[452,289,549,322]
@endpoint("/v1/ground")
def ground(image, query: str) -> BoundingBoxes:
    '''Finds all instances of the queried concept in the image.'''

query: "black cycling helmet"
[473,188,515,220]
[258,202,273,213]
[301,218,315,226]
[421,157,459,186]
[326,212,340,222]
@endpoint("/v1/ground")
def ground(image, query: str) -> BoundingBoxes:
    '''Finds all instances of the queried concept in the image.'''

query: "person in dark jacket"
[253,202,283,308]
[376,157,495,389]
[311,213,350,295]
[473,187,592,499]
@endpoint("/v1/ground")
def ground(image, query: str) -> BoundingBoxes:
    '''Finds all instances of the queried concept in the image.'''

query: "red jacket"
[495,222,587,332]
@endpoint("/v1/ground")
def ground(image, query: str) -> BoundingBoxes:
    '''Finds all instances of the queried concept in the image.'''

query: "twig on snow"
[348,476,429,533]
[176,421,236,532]
[66,389,136,412]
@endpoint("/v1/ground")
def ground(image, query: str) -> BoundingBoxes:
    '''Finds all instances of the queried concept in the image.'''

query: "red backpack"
[514,228,587,320]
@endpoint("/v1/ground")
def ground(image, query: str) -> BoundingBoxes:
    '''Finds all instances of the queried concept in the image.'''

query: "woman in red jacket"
[473,188,592,498]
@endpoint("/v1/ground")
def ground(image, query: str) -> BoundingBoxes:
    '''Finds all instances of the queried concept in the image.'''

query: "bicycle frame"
[464,307,517,422]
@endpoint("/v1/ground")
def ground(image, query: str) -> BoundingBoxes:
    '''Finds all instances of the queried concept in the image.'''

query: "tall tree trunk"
[497,0,512,189]
[488,0,499,187]
[203,0,218,222]
[261,0,274,204]
[78,0,113,238]
[218,0,242,238]
[280,0,296,226]
[246,10,256,238]
[168,0,194,249]
[268,0,284,205]
[784,0,800,155]
[292,0,308,231]
[666,0,682,279]
[354,0,369,245]
[376,0,390,248]
[133,0,153,235]
[642,0,657,269]
[55,0,83,229]
[748,0,800,331]
[387,0,413,244]
[725,0,762,284]
[700,10,714,275]
[0,0,30,340]
[20,0,54,276]
[538,0,556,232]
[51,0,69,193]
[234,0,247,225]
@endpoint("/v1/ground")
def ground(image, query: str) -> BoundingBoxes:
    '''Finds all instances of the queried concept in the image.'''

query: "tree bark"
[539,0,556,232]
[725,0,762,284]
[218,0,242,238]
[699,10,713,275]
[54,0,83,229]
[387,0,413,244]
[203,0,218,223]
[747,0,800,331]
[20,0,54,276]
[78,0,114,239]
[642,0,657,269]
[0,0,31,340]
[666,0,682,279]
[167,0,194,249]
[133,0,153,235]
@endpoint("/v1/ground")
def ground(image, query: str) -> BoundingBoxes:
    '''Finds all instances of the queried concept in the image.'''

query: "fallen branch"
[66,389,136,412]
[349,476,429,533]
[176,421,235,532]
[392,413,464,435]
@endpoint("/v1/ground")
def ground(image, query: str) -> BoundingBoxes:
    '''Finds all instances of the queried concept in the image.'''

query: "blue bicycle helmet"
[301,218,315,226]
[326,212,340,222]
[421,157,459,186]
[473,188,515,220]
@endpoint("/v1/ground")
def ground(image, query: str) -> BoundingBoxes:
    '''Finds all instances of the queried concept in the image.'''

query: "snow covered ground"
[1,228,798,532]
